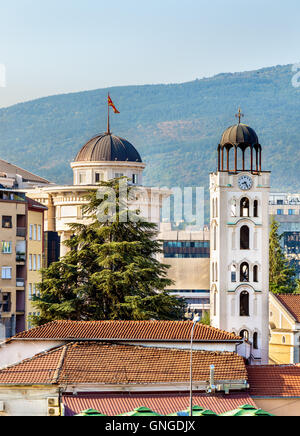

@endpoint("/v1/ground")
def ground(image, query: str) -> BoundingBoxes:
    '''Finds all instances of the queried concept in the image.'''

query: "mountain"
[0,64,300,198]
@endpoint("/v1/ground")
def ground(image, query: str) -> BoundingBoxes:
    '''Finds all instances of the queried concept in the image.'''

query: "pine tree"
[32,179,186,325]
[269,218,296,294]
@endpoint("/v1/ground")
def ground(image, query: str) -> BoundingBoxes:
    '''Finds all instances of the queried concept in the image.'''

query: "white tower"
[210,113,270,365]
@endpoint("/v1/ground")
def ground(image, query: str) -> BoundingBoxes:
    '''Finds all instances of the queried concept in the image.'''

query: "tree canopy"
[269,218,298,294]
[32,179,186,325]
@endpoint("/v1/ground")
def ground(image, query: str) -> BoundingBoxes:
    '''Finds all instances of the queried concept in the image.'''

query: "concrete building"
[210,121,270,365]
[0,161,49,338]
[269,192,300,278]
[158,223,210,318]
[26,199,47,329]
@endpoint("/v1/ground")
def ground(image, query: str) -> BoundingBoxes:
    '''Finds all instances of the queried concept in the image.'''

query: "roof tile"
[0,342,248,386]
[11,320,241,342]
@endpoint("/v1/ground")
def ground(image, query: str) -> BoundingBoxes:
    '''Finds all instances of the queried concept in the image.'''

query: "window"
[231,265,237,282]
[29,283,32,300]
[213,292,217,317]
[37,255,41,270]
[29,224,33,240]
[240,329,249,341]
[132,174,139,185]
[289,209,296,216]
[240,262,249,282]
[2,216,12,228]
[213,226,217,251]
[1,241,12,254]
[282,336,286,344]
[79,173,86,184]
[33,255,37,271]
[240,291,250,317]
[277,209,284,215]
[253,332,258,350]
[2,267,12,280]
[240,226,250,250]
[95,172,104,183]
[115,173,124,179]
[240,198,250,217]
[231,199,237,217]
[33,225,37,241]
[37,225,41,241]
[253,265,259,283]
[254,200,258,217]
[29,254,32,271]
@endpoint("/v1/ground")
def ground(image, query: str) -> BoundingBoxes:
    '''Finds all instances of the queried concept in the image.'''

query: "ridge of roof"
[10,320,242,342]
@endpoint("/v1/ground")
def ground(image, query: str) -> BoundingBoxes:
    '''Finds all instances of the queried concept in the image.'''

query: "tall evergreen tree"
[32,179,185,325]
[269,218,296,294]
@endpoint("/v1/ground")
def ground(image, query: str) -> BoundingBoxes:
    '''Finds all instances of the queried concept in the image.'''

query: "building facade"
[26,199,47,329]
[158,223,210,318]
[210,121,270,364]
[25,133,170,258]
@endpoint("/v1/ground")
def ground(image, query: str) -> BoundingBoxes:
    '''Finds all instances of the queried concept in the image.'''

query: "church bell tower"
[210,110,270,365]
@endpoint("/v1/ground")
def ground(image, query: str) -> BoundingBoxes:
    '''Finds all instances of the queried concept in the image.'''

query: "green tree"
[269,218,296,294]
[32,179,186,325]
[200,311,210,326]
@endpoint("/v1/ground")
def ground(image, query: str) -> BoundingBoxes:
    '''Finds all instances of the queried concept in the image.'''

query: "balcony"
[16,278,25,288]
[16,227,26,238]
[16,253,26,263]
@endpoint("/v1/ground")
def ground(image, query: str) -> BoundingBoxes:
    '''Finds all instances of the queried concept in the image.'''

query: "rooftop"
[0,342,248,386]
[10,320,242,343]
[63,392,257,416]
[274,294,300,323]
[247,365,300,397]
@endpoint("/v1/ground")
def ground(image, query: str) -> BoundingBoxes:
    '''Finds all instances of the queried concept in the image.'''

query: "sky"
[0,0,300,107]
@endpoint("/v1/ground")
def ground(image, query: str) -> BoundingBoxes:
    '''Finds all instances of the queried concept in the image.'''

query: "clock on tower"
[210,111,270,365]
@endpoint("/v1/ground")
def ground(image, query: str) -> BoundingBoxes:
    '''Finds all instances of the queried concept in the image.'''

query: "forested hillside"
[0,64,299,195]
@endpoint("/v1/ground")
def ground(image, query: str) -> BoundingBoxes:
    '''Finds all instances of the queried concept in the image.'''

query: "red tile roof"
[275,294,300,322]
[63,392,257,416]
[11,320,241,342]
[0,342,248,386]
[247,365,300,397]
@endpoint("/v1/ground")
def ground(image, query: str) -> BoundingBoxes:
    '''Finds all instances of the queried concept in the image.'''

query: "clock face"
[238,175,253,191]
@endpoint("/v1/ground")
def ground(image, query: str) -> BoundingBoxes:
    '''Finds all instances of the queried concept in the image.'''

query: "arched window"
[213,291,217,317]
[231,199,237,217]
[240,226,250,250]
[253,332,258,350]
[254,200,258,218]
[213,226,217,251]
[240,197,250,217]
[240,329,249,341]
[240,262,249,282]
[215,198,218,218]
[240,291,250,316]
[231,264,237,282]
[253,265,258,283]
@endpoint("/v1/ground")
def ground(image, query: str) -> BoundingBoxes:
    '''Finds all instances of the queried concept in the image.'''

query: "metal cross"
[235,108,244,124]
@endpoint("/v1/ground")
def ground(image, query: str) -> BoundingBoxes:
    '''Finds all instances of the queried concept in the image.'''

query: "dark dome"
[220,124,259,147]
[75,133,142,163]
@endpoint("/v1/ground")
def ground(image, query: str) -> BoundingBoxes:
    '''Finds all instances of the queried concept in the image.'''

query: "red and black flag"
[108,94,120,114]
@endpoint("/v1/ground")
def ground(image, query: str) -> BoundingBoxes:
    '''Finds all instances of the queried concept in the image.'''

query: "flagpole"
[107,93,110,135]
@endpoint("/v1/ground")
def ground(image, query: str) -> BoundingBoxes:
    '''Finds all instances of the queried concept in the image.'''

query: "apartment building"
[0,188,27,338]
[26,199,47,329]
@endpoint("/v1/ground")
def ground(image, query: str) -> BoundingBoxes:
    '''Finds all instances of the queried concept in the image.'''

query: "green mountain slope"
[0,64,299,194]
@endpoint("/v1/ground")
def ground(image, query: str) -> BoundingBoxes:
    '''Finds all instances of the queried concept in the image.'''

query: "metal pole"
[190,315,200,417]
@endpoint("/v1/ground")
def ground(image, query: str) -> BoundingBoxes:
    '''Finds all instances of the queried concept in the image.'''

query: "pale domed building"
[25,131,170,257]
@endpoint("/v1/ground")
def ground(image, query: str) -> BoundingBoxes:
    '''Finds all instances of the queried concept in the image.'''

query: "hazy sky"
[0,0,299,107]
